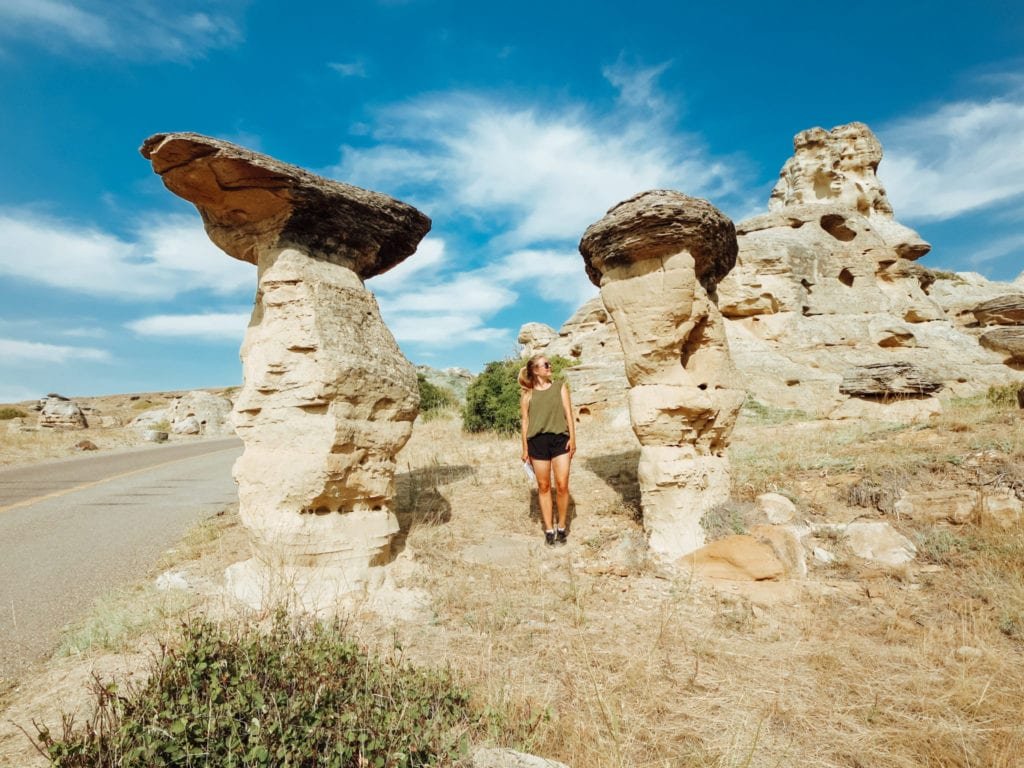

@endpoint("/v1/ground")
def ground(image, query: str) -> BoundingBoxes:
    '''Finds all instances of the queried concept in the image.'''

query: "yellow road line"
[0,447,240,515]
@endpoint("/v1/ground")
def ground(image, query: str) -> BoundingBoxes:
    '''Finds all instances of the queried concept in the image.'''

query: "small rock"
[756,492,796,524]
[472,747,570,768]
[172,415,202,435]
[979,489,1023,529]
[155,570,190,591]
[74,439,98,451]
[144,430,169,443]
[684,535,785,581]
[844,522,916,566]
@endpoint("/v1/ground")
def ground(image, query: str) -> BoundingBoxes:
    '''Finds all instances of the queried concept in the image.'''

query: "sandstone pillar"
[579,190,745,558]
[141,133,430,609]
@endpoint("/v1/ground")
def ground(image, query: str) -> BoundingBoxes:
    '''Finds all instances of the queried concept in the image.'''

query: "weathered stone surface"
[972,295,1024,326]
[580,189,738,294]
[580,191,744,557]
[38,398,87,429]
[894,490,977,525]
[144,133,429,610]
[140,132,430,276]
[980,327,1024,360]
[750,524,807,578]
[756,493,796,524]
[843,522,916,566]
[130,408,169,431]
[979,489,1023,529]
[166,390,234,435]
[839,362,942,397]
[684,535,786,581]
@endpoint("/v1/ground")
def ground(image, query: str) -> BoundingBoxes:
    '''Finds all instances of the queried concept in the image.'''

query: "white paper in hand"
[522,461,536,482]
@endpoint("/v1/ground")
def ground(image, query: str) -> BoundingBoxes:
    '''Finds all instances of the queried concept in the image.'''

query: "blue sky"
[1,0,1022,401]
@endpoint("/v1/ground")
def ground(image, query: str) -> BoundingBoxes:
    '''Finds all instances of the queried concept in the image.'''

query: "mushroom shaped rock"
[141,133,431,611]
[140,132,430,275]
[579,190,745,558]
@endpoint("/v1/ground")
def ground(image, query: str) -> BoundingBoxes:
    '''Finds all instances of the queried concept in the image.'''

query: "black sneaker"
[545,530,556,546]
[555,528,568,545]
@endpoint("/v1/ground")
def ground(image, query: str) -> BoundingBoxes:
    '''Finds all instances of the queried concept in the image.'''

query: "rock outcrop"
[38,397,87,429]
[580,190,745,558]
[165,390,234,435]
[716,121,1020,416]
[142,133,431,610]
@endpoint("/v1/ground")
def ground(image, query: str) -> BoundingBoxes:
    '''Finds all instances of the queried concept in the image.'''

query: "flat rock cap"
[140,132,431,278]
[578,190,737,291]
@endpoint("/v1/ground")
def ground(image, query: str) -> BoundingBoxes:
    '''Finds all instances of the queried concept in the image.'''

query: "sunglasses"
[536,362,551,369]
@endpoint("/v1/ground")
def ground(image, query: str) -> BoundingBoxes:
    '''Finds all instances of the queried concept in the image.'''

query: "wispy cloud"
[0,0,243,61]
[0,337,110,363]
[329,60,368,78]
[880,95,1024,221]
[0,211,254,300]
[332,68,743,249]
[126,312,250,341]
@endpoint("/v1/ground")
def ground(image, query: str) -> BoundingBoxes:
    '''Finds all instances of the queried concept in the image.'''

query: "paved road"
[0,438,243,684]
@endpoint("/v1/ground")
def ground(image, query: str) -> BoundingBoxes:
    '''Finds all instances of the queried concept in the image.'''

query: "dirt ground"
[1,397,1022,767]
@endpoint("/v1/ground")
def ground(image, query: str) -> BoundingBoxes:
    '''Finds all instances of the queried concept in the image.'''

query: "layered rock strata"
[141,133,430,609]
[579,190,745,558]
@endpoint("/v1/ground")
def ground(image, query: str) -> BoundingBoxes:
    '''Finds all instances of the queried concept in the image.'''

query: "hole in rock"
[788,218,805,229]
[838,268,855,287]
[786,379,800,386]
[820,214,857,241]
[314,506,331,516]
[800,278,814,291]
[579,406,591,416]
[698,383,708,390]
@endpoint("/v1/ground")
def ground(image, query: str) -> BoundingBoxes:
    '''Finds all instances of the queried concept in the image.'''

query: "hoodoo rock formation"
[532,122,1022,430]
[717,121,1019,418]
[141,133,431,610]
[580,190,746,558]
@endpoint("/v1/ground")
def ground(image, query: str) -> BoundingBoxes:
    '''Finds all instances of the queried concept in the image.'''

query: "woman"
[519,354,576,545]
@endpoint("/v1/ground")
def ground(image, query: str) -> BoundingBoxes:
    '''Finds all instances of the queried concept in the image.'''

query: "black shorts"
[527,432,570,461]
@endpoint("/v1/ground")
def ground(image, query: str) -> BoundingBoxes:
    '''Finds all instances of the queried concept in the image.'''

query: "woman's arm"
[520,390,532,463]
[561,382,576,459]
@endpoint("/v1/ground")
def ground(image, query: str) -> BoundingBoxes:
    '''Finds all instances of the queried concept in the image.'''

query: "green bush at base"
[462,356,576,435]
[0,406,27,420]
[35,614,476,767]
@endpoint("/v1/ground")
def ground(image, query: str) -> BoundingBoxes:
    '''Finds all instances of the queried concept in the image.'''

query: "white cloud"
[965,232,1024,268]
[880,97,1024,221]
[332,85,741,248]
[0,337,109,363]
[0,211,254,300]
[368,237,446,292]
[0,385,41,403]
[603,58,673,111]
[387,314,509,345]
[329,60,367,78]
[0,0,243,61]
[126,312,250,341]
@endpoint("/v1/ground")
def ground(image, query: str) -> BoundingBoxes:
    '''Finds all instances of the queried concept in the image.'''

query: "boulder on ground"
[839,362,942,397]
[683,535,786,581]
[38,398,87,429]
[980,327,1024,360]
[842,522,916,566]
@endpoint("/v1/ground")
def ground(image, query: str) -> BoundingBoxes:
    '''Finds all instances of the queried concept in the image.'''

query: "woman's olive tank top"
[527,382,568,438]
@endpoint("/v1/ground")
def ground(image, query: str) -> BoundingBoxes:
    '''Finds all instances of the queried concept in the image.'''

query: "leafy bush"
[417,374,458,417]
[462,356,575,435]
[0,406,27,420]
[35,613,478,767]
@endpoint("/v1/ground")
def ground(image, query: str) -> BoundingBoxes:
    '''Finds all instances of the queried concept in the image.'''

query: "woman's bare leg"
[532,458,554,530]
[552,452,571,530]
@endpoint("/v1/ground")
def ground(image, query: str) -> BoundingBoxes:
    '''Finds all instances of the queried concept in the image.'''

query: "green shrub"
[986,383,1022,409]
[36,613,477,767]
[417,374,458,416]
[462,356,576,435]
[0,406,27,420]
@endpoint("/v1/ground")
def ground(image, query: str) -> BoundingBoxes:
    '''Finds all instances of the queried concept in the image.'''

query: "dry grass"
[2,396,1023,767]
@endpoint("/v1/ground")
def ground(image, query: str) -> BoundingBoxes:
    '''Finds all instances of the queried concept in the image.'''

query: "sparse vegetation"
[700,501,751,539]
[0,407,27,420]
[987,383,1022,409]
[417,373,458,419]
[36,613,482,767]
[462,355,575,435]
[738,396,812,425]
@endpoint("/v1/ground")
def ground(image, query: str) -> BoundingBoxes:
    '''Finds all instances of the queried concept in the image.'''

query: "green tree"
[462,356,576,435]
[417,373,458,416]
